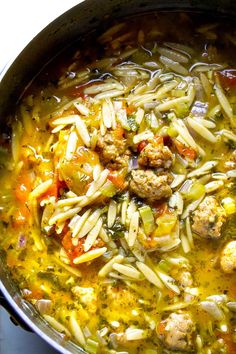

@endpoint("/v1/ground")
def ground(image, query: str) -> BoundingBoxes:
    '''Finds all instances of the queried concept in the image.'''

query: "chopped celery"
[158,259,171,272]
[154,214,177,236]
[167,112,176,121]
[139,205,155,235]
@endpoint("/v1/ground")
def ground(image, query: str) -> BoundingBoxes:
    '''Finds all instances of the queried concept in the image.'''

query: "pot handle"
[0,290,32,331]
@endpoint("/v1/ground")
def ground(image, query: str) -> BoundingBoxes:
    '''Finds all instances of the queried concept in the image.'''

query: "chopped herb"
[108,220,126,239]
[113,191,129,202]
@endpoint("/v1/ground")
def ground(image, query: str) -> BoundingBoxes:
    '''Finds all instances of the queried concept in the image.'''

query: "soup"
[0,12,236,354]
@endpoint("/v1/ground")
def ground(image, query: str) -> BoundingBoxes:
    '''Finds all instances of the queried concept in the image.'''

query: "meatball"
[175,270,193,289]
[158,312,195,351]
[97,132,130,169]
[224,150,236,171]
[138,138,174,169]
[192,196,226,239]
[220,240,236,274]
[99,285,139,324]
[129,169,173,202]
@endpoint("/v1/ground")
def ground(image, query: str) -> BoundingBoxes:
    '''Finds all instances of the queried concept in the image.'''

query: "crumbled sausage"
[192,196,226,239]
[138,137,174,169]
[158,312,195,351]
[220,240,236,274]
[129,169,173,202]
[97,132,130,169]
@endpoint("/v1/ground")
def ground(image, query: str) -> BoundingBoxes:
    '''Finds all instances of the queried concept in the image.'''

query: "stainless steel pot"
[0,1,235,353]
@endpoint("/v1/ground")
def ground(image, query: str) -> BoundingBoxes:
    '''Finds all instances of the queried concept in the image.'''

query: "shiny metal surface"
[0,1,236,353]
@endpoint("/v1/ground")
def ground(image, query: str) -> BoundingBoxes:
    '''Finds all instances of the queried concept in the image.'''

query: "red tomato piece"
[137,140,148,152]
[218,69,236,90]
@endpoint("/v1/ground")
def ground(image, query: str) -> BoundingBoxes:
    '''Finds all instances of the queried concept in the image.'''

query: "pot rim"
[0,1,236,353]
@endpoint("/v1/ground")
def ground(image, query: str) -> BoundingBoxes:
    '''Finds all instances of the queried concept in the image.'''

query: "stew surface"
[0,12,236,354]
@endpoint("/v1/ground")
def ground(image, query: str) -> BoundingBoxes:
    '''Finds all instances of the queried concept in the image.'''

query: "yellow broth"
[0,12,236,354]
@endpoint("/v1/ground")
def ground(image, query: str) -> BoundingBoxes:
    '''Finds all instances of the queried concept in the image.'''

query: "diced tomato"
[174,140,197,160]
[57,179,67,192]
[15,174,32,203]
[157,322,166,335]
[218,69,236,90]
[113,126,125,140]
[61,231,74,252]
[153,202,168,218]
[217,332,236,354]
[39,170,67,203]
[137,140,148,152]
[108,171,125,189]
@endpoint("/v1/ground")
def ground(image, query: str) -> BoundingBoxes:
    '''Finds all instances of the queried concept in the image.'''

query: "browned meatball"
[97,132,130,169]
[158,312,195,351]
[129,169,173,202]
[192,196,226,239]
[220,241,236,274]
[138,138,174,169]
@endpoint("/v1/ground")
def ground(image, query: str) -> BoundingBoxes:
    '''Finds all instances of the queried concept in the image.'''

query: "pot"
[0,1,235,353]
